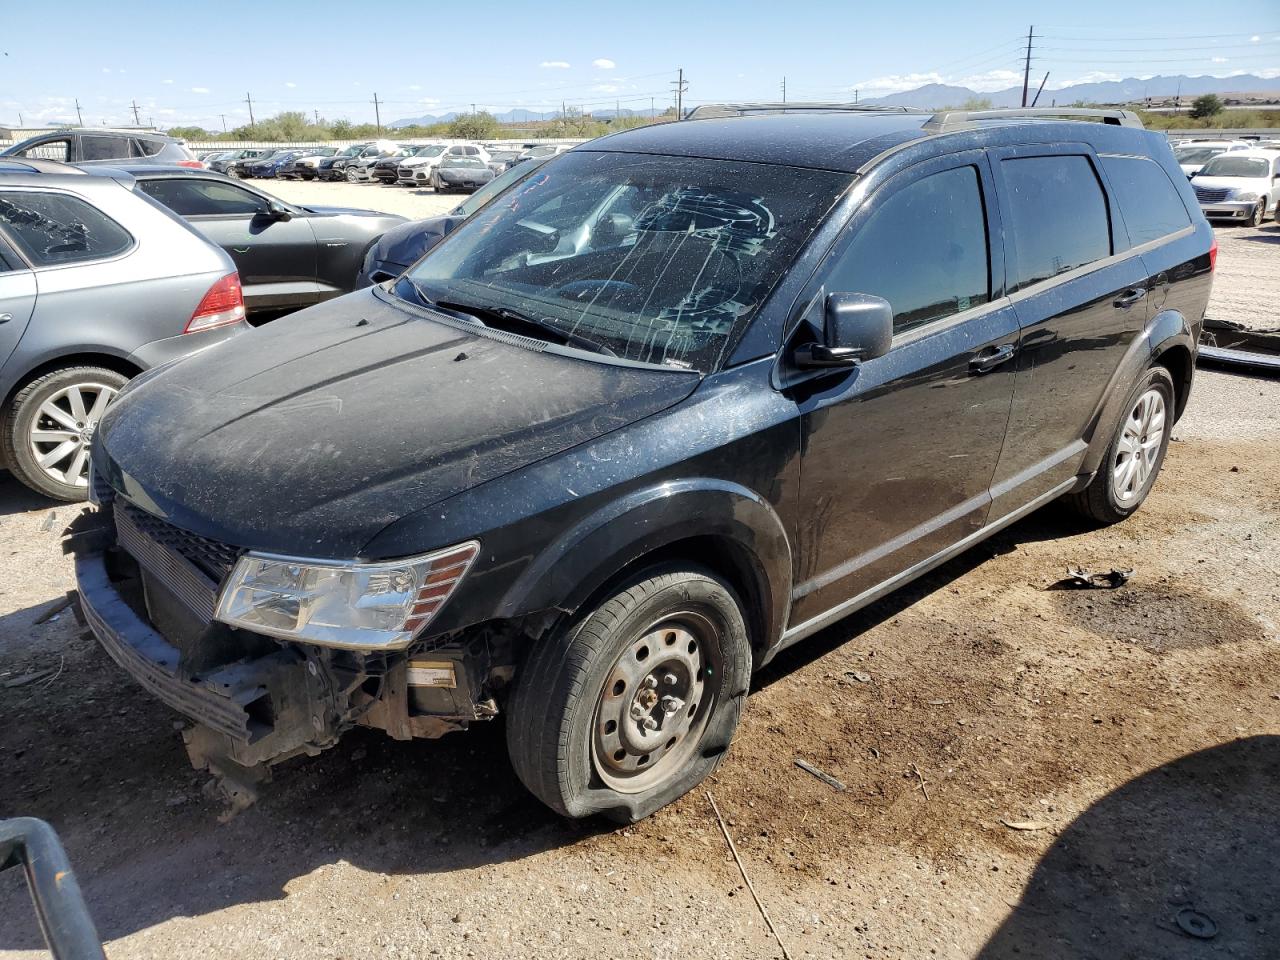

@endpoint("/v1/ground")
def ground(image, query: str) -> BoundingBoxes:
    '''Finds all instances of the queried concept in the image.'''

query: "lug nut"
[662,673,678,686]
[643,675,658,689]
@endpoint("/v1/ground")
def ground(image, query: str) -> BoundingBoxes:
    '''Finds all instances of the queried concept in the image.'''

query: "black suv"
[76,107,1213,822]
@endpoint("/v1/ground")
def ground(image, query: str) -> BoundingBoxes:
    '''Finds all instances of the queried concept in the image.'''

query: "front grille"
[1193,186,1231,203]
[115,501,242,584]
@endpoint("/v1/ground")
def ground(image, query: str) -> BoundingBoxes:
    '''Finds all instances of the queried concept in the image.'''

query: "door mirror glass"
[795,292,893,368]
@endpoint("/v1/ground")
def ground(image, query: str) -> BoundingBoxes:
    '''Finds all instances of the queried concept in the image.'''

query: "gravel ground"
[1,181,1277,959]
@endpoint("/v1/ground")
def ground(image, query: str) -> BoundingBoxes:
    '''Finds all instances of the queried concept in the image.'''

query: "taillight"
[1208,236,1218,272]
[186,272,245,333]
[177,159,204,168]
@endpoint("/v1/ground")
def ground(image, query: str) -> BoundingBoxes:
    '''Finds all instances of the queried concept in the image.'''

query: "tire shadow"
[978,736,1280,960]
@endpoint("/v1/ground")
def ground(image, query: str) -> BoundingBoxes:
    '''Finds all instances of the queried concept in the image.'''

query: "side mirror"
[262,201,292,222]
[795,292,893,368]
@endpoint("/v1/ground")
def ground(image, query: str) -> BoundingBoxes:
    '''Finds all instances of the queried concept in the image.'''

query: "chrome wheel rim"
[1112,387,1166,505]
[28,381,117,488]
[591,612,718,794]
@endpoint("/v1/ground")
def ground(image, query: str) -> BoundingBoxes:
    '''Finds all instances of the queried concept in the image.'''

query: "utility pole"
[245,92,255,126]
[1020,25,1035,108]
[854,88,858,104]
[220,114,228,133]
[74,98,83,125]
[471,102,477,115]
[671,67,687,120]
[650,96,655,119]
[781,76,786,103]
[372,92,382,132]
[616,98,621,118]
[1174,78,1183,114]
[1031,71,1050,108]
[130,100,141,125]
[314,109,320,125]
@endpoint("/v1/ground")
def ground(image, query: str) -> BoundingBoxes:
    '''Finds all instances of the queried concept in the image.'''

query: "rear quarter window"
[1001,155,1111,291]
[0,190,133,266]
[1100,155,1192,246]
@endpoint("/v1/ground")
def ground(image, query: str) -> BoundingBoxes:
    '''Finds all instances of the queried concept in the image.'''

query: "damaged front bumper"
[69,502,509,811]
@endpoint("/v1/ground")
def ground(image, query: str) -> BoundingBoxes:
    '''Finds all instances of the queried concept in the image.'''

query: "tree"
[330,118,353,139]
[447,111,499,140]
[1190,94,1223,119]
[166,125,211,140]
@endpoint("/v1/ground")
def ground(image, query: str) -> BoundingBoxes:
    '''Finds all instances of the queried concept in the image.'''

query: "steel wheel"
[1111,387,1166,505]
[591,612,718,794]
[27,380,117,489]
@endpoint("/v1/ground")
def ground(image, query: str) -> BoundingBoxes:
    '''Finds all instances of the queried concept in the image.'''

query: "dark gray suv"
[0,160,246,500]
[2,129,199,167]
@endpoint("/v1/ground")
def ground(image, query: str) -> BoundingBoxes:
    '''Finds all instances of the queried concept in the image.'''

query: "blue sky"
[2,0,1277,128]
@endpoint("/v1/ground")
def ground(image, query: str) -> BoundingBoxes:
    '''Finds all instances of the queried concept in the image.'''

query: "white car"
[1173,140,1250,178]
[1190,149,1280,226]
[397,143,490,186]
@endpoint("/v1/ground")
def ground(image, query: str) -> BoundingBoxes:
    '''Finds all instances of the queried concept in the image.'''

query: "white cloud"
[540,60,571,69]
[1211,57,1229,63]
[420,97,440,105]
[851,72,943,94]
[1250,35,1260,42]
[592,83,621,94]
[284,81,296,88]
[101,67,112,74]
[161,78,173,85]
[1049,71,1122,89]
[592,58,616,70]
[954,68,1021,92]
[190,87,209,94]
[408,84,421,91]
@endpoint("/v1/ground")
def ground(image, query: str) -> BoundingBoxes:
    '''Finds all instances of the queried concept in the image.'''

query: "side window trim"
[807,149,1006,345]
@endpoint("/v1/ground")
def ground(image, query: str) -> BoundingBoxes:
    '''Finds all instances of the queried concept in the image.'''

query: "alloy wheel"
[1111,387,1166,505]
[26,381,118,489]
[591,612,719,793]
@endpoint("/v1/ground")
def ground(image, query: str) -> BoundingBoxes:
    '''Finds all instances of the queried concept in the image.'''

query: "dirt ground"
[1,193,1278,959]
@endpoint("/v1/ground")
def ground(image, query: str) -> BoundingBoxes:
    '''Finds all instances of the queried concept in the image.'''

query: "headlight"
[1233,190,1259,201]
[215,541,479,650]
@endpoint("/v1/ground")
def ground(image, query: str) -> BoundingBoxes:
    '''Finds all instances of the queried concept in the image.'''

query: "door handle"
[969,343,1016,375]
[1113,287,1147,308]
[0,314,12,324]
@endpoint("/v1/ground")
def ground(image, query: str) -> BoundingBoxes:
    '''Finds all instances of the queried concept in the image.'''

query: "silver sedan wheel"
[591,613,717,794]
[1111,387,1166,505]
[27,381,118,489]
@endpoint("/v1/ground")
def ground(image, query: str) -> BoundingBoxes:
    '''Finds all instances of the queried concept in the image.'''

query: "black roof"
[587,113,930,173]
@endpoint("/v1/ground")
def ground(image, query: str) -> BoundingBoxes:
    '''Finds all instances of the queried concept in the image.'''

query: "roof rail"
[0,158,86,175]
[686,101,921,120]
[922,107,1144,134]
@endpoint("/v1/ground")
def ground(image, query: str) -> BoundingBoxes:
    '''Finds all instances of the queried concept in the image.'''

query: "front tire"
[1246,199,1265,227]
[1065,365,1174,525]
[1,366,127,501]
[506,565,751,822]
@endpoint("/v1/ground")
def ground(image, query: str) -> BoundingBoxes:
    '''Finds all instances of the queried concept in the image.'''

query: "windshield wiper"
[434,299,615,356]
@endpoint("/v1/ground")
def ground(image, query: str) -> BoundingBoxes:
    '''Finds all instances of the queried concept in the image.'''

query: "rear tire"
[506,565,751,822]
[1,366,127,501]
[1065,365,1174,526]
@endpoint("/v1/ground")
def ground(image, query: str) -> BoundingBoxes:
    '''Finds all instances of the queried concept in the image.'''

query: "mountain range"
[389,73,1279,126]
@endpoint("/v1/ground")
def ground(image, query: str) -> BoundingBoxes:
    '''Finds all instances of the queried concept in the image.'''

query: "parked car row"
[1188,147,1280,226]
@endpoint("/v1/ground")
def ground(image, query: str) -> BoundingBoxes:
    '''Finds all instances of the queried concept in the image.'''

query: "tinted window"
[138,178,267,216]
[1100,156,1192,246]
[80,135,132,161]
[0,190,132,266]
[18,138,71,162]
[135,138,166,158]
[826,165,990,335]
[1002,156,1111,291]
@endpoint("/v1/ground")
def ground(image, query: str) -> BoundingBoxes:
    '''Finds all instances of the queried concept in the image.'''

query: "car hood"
[1191,175,1267,192]
[302,205,406,220]
[95,290,699,558]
